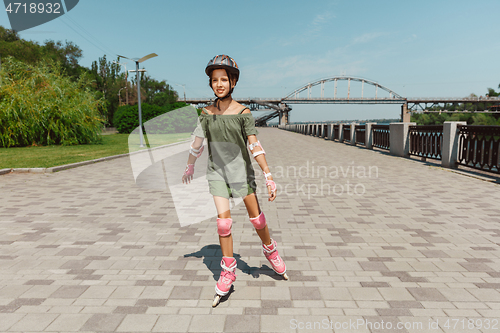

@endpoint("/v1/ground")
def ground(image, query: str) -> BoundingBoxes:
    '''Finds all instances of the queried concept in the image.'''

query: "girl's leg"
[213,195,233,257]
[243,192,287,278]
[242,192,271,245]
[212,195,238,304]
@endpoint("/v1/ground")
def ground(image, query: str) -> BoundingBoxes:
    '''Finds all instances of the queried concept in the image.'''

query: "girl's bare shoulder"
[233,101,252,114]
[203,105,216,114]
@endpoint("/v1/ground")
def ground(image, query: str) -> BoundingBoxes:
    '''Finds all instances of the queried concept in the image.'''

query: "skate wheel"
[282,272,289,280]
[212,295,221,307]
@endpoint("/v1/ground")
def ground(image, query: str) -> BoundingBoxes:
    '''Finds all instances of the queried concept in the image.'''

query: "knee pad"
[250,212,267,230]
[217,217,232,236]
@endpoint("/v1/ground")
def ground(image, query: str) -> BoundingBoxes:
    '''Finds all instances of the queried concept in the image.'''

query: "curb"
[1,139,192,176]
[0,168,12,175]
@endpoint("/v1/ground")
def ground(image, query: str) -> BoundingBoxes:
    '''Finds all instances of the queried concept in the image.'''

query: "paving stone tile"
[116,314,159,332]
[80,285,117,299]
[376,308,412,316]
[290,286,322,300]
[361,282,390,287]
[24,280,54,285]
[224,315,260,332]
[80,313,126,331]
[136,299,168,307]
[261,314,295,333]
[168,286,202,300]
[152,314,192,332]
[188,314,225,332]
[319,287,353,300]
[109,286,145,299]
[0,313,26,331]
[113,305,148,314]
[474,283,500,289]
[406,288,448,301]
[467,288,500,302]
[45,313,92,331]
[438,288,478,302]
[348,287,384,301]
[388,301,423,308]
[359,261,390,271]
[140,286,173,299]
[260,286,291,300]
[135,280,165,286]
[244,307,277,315]
[49,285,88,298]
[8,313,59,331]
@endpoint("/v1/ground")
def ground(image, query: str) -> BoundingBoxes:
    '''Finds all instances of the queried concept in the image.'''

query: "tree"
[89,55,124,125]
[0,26,20,42]
[129,72,178,106]
[0,25,85,80]
[486,86,499,97]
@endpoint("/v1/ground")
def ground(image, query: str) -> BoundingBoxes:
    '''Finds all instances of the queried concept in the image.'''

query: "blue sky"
[1,0,499,122]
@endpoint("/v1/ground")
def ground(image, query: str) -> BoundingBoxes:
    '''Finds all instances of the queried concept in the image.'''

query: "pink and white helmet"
[205,55,240,81]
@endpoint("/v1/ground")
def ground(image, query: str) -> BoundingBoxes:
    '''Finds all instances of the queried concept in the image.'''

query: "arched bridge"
[283,76,404,102]
[185,76,500,126]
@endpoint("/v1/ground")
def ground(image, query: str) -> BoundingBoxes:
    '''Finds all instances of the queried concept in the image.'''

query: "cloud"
[280,11,335,47]
[403,34,418,43]
[310,12,335,33]
[351,32,387,45]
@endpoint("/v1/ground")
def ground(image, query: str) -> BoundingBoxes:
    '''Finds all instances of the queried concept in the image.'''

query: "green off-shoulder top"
[192,107,259,198]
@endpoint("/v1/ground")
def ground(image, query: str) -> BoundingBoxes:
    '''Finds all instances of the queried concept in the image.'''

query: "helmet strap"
[215,92,232,111]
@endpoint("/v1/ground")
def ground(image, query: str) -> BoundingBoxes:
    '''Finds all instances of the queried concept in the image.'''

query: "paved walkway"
[0,128,499,333]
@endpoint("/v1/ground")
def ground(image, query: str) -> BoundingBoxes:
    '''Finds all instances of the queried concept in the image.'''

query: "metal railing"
[334,125,339,141]
[409,125,443,160]
[343,126,351,143]
[372,125,390,150]
[322,124,328,138]
[457,125,500,173]
[355,125,366,146]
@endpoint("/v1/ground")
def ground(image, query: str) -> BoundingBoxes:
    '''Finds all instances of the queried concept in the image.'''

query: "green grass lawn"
[0,132,191,169]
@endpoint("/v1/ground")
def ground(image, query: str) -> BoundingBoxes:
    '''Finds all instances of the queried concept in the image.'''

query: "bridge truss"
[282,76,405,103]
[407,98,500,113]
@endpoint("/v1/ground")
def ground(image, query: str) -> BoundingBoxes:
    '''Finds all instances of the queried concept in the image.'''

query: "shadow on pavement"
[184,244,280,280]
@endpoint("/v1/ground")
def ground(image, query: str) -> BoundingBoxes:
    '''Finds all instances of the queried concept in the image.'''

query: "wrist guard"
[263,171,276,194]
[183,164,195,177]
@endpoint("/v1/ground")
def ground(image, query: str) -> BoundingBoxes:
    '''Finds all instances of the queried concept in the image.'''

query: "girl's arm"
[247,134,276,202]
[247,134,270,175]
[182,135,204,184]
[186,136,204,165]
[241,108,276,201]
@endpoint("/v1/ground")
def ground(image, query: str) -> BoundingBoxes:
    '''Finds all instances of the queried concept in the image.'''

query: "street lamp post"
[174,83,186,102]
[117,53,158,148]
[113,60,129,105]
[118,87,125,106]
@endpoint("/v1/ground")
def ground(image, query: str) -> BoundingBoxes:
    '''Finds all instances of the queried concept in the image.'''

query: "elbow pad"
[248,140,265,158]
[189,144,204,158]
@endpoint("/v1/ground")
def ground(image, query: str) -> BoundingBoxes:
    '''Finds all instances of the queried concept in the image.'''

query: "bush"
[113,103,162,134]
[0,57,105,147]
[113,102,197,134]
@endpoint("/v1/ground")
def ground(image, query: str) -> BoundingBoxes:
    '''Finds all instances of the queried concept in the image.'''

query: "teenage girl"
[181,55,288,307]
